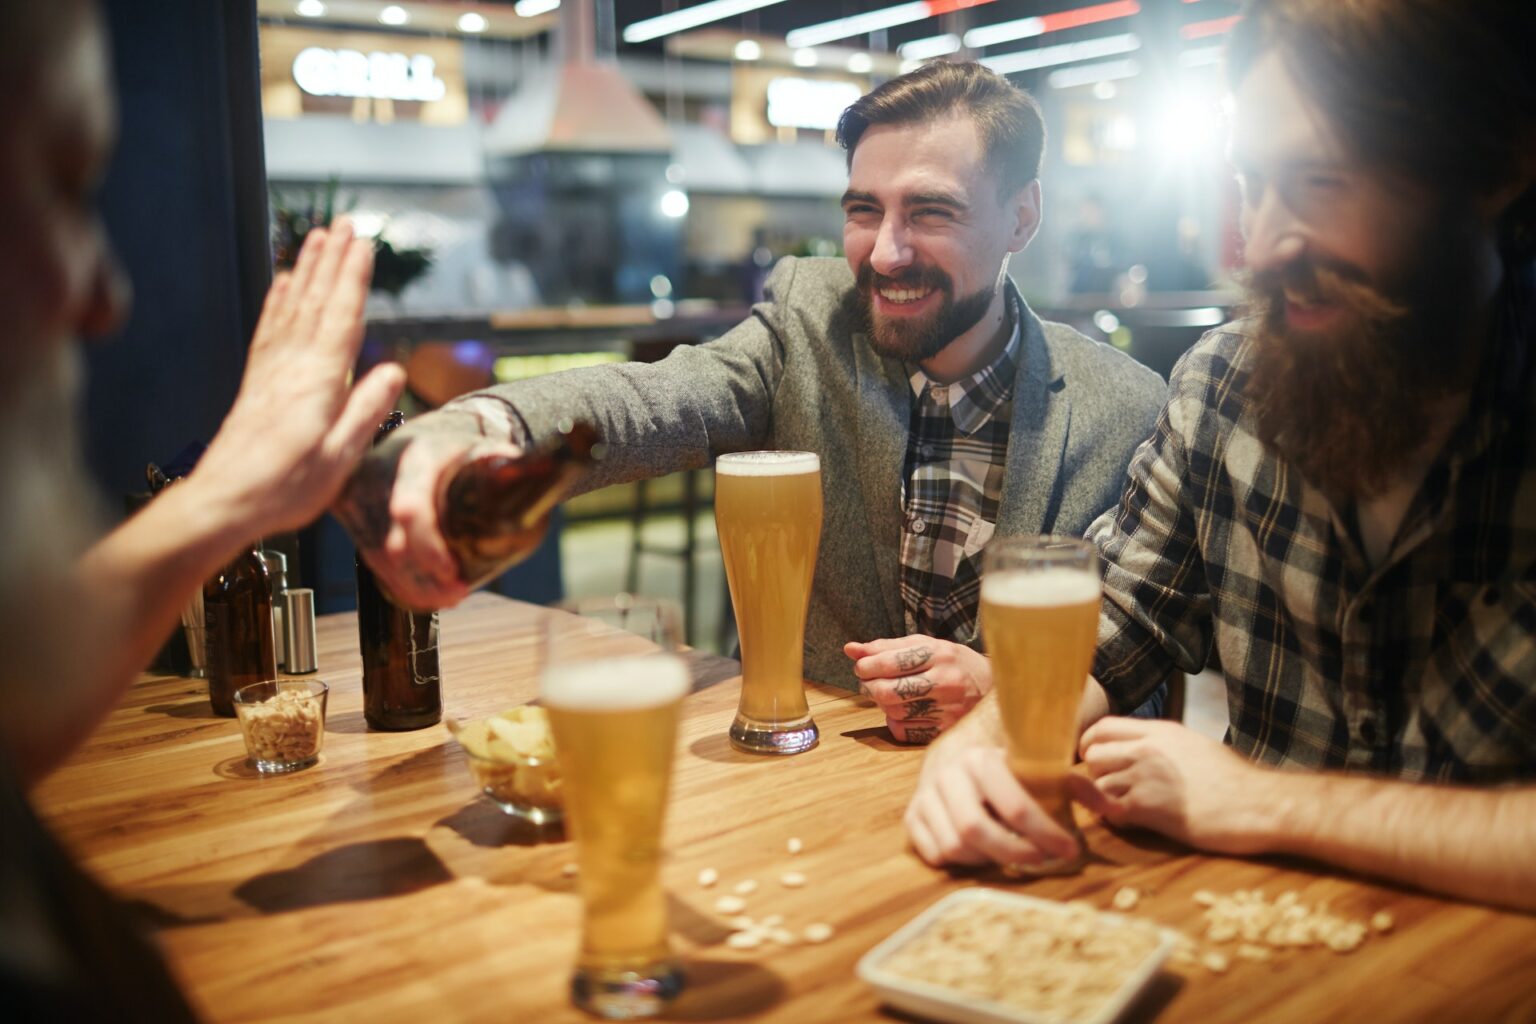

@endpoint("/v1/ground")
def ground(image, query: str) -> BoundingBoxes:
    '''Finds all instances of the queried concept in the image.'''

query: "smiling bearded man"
[334,61,1168,744]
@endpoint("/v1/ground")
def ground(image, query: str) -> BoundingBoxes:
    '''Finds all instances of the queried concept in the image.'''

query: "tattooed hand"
[843,635,993,744]
[331,399,525,612]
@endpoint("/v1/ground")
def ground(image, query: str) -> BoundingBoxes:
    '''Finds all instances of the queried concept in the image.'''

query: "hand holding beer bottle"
[334,412,600,613]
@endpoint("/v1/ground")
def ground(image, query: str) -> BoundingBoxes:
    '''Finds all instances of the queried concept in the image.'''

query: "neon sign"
[292,47,447,102]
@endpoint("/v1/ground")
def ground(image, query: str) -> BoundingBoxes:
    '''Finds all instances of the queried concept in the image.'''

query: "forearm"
[13,481,255,784]
[1257,771,1536,911]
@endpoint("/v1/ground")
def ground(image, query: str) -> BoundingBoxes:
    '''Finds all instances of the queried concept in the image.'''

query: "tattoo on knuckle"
[895,646,933,672]
[903,699,938,720]
[894,676,934,700]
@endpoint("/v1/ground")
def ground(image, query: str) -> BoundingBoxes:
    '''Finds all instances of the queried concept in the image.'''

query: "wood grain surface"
[31,594,1536,1023]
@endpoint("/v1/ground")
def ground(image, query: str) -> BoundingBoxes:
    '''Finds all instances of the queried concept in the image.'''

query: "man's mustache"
[856,262,954,295]
[1241,259,1405,324]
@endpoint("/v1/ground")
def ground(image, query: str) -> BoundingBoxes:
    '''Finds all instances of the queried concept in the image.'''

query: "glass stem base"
[571,960,684,1020]
[729,715,819,755]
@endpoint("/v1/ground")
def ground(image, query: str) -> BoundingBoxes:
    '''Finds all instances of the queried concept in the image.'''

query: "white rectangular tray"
[856,887,1178,1024]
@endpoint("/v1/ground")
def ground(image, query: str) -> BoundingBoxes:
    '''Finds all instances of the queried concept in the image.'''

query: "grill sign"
[292,47,447,102]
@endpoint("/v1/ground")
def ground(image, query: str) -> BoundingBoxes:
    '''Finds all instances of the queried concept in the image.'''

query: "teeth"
[879,287,931,304]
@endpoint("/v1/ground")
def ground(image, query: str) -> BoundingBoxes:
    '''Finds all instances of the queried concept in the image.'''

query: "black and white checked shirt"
[898,309,1021,645]
[1089,289,1536,782]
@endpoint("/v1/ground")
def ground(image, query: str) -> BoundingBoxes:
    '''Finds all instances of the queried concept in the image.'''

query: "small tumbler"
[232,679,328,773]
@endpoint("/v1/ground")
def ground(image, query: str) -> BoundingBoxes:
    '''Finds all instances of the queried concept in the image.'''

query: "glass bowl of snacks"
[232,679,328,774]
[450,705,563,825]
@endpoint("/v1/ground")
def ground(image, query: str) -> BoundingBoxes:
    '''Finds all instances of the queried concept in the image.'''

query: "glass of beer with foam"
[714,451,822,755]
[543,595,688,1019]
[980,536,1101,875]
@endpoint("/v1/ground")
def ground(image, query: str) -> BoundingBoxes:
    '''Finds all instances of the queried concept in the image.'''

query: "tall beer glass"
[543,596,688,1019]
[980,536,1101,875]
[714,451,822,755]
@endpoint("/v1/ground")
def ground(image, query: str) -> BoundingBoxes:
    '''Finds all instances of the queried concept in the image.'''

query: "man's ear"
[1007,179,1043,253]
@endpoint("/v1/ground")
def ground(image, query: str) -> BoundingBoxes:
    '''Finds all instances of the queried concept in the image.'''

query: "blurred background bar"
[93,0,1245,647]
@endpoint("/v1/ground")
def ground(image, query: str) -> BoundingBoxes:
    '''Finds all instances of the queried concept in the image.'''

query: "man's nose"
[1241,183,1307,274]
[78,237,131,340]
[870,215,913,276]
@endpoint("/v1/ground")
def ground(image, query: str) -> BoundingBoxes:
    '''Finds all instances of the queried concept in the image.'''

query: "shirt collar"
[908,297,1022,435]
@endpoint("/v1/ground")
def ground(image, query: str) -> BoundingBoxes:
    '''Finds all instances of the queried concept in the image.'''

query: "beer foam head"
[982,567,1101,606]
[541,655,690,710]
[716,450,820,476]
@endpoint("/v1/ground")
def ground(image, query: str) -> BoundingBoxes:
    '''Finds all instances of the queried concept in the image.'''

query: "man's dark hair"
[836,60,1046,199]
[1227,0,1536,263]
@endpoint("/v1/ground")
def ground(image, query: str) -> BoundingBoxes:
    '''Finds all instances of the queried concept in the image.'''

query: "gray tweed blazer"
[467,257,1166,689]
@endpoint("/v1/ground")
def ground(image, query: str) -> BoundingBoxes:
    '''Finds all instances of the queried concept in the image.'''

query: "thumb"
[325,363,407,467]
[1067,772,1121,820]
[843,640,873,660]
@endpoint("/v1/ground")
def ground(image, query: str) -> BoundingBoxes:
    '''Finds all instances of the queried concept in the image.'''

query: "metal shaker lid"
[284,587,318,673]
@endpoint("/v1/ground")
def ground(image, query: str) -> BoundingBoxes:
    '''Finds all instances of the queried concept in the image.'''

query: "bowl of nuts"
[858,888,1177,1024]
[451,705,563,825]
[232,679,327,774]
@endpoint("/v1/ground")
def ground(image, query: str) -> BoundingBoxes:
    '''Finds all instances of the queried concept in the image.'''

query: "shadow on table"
[324,709,369,734]
[436,799,565,848]
[687,732,775,765]
[840,725,927,753]
[663,958,786,1021]
[350,743,456,794]
[144,697,220,720]
[235,837,453,913]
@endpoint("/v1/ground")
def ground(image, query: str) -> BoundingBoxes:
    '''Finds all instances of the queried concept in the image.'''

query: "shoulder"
[763,256,856,305]
[1033,315,1165,418]
[759,256,862,346]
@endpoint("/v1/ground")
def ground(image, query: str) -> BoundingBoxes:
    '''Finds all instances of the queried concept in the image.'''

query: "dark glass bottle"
[204,545,276,717]
[358,412,443,731]
[440,420,603,591]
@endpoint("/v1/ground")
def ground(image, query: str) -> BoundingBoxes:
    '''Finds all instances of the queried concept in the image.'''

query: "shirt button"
[918,444,934,459]
[911,518,927,535]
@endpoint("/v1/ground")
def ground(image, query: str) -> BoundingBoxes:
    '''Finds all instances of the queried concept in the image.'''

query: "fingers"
[1079,737,1138,779]
[905,787,987,867]
[1079,715,1156,758]
[849,637,940,680]
[863,673,972,708]
[285,225,331,312]
[323,364,407,469]
[299,217,354,311]
[378,438,479,607]
[314,233,375,359]
[934,752,1058,866]
[1067,771,1124,820]
[889,719,941,744]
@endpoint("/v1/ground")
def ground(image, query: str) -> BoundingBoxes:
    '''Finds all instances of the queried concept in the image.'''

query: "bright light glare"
[660,190,690,218]
[296,0,326,17]
[791,48,818,67]
[847,52,873,73]
[900,58,923,74]
[624,0,789,44]
[980,33,1140,75]
[1154,85,1228,160]
[378,5,409,27]
[785,3,928,49]
[1047,58,1140,90]
[734,39,763,61]
[457,12,488,33]
[514,0,561,16]
[898,34,960,60]
[1179,45,1223,68]
[964,16,1044,49]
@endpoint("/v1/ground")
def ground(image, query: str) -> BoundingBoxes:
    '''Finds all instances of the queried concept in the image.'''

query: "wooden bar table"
[32,594,1536,1022]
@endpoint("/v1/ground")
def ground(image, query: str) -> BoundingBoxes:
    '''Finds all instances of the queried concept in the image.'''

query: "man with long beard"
[904,0,1536,910]
[0,1,403,1012]
[338,62,1166,740]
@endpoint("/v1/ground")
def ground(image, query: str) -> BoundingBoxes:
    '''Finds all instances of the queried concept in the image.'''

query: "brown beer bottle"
[440,419,603,591]
[358,412,443,731]
[204,545,277,717]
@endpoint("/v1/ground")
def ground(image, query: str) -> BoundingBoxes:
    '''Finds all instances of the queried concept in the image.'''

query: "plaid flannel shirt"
[1088,287,1536,783]
[899,308,1021,644]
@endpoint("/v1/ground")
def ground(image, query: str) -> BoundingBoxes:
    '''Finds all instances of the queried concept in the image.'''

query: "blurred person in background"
[336,62,1166,743]
[0,0,403,1014]
[905,0,1536,910]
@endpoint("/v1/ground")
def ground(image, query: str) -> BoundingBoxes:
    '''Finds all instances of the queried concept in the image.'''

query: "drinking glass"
[714,451,822,755]
[980,536,1101,875]
[544,595,688,1019]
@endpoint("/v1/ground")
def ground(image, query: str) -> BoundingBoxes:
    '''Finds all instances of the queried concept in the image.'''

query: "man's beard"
[0,343,105,697]
[856,262,997,363]
[1242,210,1487,501]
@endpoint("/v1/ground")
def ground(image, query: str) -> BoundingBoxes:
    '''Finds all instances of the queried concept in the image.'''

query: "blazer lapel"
[851,329,912,635]
[997,296,1071,537]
